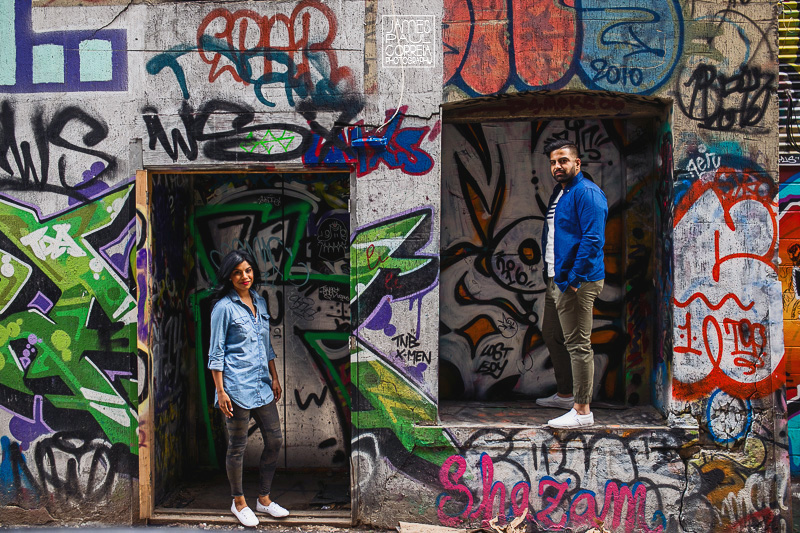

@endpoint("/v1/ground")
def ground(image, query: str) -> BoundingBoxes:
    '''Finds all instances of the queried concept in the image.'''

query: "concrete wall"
[0,0,787,530]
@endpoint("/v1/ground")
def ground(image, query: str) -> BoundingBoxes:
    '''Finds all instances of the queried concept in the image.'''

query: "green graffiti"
[0,185,138,454]
[191,190,350,466]
[240,130,297,154]
[350,211,435,302]
[192,200,342,286]
[352,358,455,466]
[301,330,351,408]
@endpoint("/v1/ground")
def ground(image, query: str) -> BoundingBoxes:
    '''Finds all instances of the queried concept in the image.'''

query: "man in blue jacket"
[535,139,608,428]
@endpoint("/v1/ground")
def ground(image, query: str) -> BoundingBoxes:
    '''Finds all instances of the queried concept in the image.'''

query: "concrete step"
[149,507,353,527]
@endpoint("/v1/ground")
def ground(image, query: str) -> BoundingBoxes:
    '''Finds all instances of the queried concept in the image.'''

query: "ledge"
[434,401,698,435]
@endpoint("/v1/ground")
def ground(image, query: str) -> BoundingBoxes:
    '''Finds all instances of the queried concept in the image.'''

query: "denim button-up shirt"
[207,289,277,409]
[541,171,608,292]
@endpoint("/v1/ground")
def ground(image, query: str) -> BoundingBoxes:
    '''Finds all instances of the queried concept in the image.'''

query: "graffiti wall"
[781,167,800,473]
[0,0,787,528]
[353,0,786,529]
[148,174,193,503]
[439,118,657,405]
[0,0,139,520]
[0,170,138,516]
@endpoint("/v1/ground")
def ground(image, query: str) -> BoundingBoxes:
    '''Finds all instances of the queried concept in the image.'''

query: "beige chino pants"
[541,278,604,404]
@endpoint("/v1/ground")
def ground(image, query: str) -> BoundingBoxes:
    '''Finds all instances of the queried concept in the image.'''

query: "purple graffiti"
[363,300,397,337]
[99,218,136,279]
[0,0,127,94]
[28,292,53,314]
[7,396,52,451]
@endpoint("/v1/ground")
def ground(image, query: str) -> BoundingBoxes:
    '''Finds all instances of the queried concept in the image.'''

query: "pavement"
[0,524,394,533]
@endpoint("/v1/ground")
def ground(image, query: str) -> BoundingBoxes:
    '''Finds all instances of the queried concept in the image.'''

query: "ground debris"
[397,521,468,533]
[585,522,611,533]
[487,509,527,533]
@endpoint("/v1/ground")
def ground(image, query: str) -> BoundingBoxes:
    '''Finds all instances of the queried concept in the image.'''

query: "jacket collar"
[560,170,584,190]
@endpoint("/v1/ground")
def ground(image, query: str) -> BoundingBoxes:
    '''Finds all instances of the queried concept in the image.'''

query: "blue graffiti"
[0,0,127,93]
[145,45,195,100]
[706,389,753,444]
[577,0,683,94]
[303,108,434,176]
[146,34,358,110]
[0,435,40,505]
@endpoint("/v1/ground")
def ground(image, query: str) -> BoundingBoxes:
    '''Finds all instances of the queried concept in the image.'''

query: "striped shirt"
[545,188,564,278]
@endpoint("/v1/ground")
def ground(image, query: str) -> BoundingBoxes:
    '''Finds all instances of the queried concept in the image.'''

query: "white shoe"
[548,408,594,428]
[536,392,574,409]
[231,500,259,527]
[257,499,290,518]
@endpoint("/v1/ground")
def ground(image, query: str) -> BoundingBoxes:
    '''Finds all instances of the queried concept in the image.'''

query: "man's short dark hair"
[543,139,579,158]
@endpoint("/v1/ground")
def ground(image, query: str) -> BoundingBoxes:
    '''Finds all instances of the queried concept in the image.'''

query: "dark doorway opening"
[139,171,352,522]
[438,91,673,416]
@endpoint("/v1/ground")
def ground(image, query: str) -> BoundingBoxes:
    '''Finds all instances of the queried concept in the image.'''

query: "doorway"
[438,98,673,412]
[137,170,352,521]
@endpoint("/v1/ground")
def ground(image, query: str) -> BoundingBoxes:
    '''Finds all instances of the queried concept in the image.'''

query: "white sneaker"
[548,408,594,428]
[231,500,259,527]
[536,393,574,409]
[257,499,290,518]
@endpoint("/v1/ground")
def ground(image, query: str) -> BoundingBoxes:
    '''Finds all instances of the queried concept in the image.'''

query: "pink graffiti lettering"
[535,477,569,529]
[469,453,506,524]
[437,455,473,526]
[437,453,666,531]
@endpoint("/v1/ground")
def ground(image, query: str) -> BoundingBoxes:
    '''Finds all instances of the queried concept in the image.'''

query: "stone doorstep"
[419,423,700,438]
[435,402,700,437]
[148,507,353,527]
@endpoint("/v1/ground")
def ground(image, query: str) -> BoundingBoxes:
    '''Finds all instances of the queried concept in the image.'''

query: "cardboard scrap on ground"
[397,522,468,533]
[399,510,529,533]
[488,509,528,533]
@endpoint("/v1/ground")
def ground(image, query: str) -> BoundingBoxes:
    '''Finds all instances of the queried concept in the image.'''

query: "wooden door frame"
[136,169,155,520]
[135,167,356,521]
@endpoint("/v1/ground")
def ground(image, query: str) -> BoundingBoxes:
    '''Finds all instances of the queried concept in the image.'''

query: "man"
[535,139,608,429]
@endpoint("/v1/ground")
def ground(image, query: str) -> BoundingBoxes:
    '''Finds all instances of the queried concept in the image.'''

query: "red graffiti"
[384,271,402,291]
[675,164,777,254]
[673,155,783,401]
[366,244,389,271]
[673,312,781,400]
[197,1,354,103]
[443,0,575,94]
[674,292,754,311]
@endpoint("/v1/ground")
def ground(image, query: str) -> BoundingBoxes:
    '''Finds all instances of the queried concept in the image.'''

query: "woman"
[207,250,290,526]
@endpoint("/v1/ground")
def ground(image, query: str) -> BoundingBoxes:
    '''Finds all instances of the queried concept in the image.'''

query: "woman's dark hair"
[210,249,262,304]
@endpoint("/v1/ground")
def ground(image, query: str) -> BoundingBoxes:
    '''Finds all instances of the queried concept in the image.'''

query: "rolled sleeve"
[207,302,229,371]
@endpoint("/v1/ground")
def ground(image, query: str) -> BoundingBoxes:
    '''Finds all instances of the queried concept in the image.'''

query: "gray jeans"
[225,401,283,498]
[541,278,604,404]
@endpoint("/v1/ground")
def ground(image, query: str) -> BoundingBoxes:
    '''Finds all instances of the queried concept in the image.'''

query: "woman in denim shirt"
[207,250,289,526]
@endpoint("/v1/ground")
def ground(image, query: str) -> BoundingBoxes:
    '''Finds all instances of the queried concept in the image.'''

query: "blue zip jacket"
[541,171,608,292]
[207,289,277,409]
